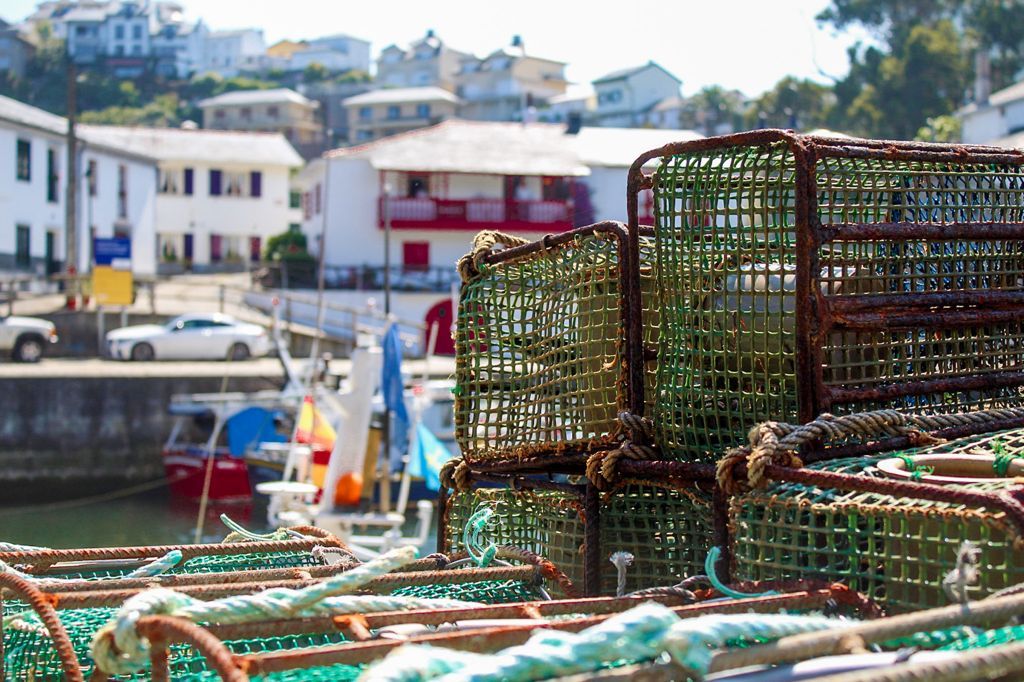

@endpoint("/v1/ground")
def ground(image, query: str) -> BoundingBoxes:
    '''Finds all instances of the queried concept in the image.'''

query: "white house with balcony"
[592,61,682,128]
[295,119,700,354]
[77,125,303,272]
[201,28,266,77]
[0,95,158,280]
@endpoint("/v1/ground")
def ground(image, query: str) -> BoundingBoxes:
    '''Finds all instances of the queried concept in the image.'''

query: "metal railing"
[255,261,459,293]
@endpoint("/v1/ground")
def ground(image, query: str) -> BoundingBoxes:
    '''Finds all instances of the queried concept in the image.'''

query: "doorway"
[424,299,455,356]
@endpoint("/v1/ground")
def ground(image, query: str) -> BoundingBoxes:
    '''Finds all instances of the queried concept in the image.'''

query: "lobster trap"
[628,131,1024,460]
[440,469,715,596]
[727,424,1024,612]
[454,223,656,465]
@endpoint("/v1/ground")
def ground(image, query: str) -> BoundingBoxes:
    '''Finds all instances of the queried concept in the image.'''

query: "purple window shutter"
[209,169,222,196]
[250,171,262,198]
[184,168,194,195]
[210,234,222,261]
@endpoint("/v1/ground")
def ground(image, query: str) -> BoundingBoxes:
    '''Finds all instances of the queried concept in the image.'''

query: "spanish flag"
[296,395,337,491]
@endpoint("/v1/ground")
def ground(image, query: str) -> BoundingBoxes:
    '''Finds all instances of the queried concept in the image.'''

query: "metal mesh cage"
[443,477,713,596]
[455,224,655,464]
[729,427,1024,612]
[632,132,1024,461]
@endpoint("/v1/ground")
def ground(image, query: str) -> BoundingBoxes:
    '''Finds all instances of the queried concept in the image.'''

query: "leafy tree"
[744,77,835,131]
[915,114,962,142]
[265,226,309,261]
[302,62,329,83]
[679,86,747,135]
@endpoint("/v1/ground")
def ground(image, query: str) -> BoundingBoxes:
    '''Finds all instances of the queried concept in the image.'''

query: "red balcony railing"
[378,197,574,232]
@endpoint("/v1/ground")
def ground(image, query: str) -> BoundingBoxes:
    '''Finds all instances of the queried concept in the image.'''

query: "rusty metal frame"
[456,220,648,466]
[627,130,1024,449]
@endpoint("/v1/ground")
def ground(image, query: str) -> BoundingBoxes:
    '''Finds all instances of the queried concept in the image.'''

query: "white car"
[106,313,271,361]
[0,315,58,363]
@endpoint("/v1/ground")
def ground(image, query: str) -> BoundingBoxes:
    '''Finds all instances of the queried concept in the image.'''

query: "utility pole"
[64,56,79,310]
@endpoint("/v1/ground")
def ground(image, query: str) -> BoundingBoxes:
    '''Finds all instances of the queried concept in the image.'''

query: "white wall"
[0,124,65,273]
[156,161,293,266]
[961,106,1006,144]
[79,147,158,275]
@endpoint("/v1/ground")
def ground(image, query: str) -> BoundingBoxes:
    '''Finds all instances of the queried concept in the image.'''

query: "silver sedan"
[106,313,272,361]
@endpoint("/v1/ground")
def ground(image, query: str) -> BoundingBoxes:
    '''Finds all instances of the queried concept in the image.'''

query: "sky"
[3,0,872,97]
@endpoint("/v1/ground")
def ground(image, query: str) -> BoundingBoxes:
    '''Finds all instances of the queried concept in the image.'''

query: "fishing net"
[2,554,550,681]
[729,427,1024,612]
[444,478,714,595]
[455,226,656,464]
[649,136,1024,461]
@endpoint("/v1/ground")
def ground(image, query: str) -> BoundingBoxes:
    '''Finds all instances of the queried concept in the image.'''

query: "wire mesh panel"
[631,132,1024,461]
[444,477,713,595]
[455,223,653,463]
[729,427,1024,612]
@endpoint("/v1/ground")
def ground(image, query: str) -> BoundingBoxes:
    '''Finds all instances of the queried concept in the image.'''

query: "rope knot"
[439,458,472,492]
[587,413,657,488]
[456,230,530,283]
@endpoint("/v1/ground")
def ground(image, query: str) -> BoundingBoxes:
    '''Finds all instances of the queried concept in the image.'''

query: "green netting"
[445,480,713,595]
[455,230,656,463]
[652,140,1024,461]
[729,428,1024,612]
[941,624,1024,650]
[2,569,545,681]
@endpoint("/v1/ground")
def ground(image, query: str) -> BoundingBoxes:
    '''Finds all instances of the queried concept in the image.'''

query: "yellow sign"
[92,266,133,306]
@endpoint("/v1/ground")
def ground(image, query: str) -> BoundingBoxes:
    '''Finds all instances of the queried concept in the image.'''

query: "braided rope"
[439,457,472,492]
[456,230,531,283]
[463,506,498,568]
[90,546,477,676]
[0,541,49,552]
[586,412,658,488]
[361,602,845,681]
[711,408,1013,495]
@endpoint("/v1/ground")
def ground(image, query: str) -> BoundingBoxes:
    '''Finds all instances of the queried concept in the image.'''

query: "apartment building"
[198,88,323,158]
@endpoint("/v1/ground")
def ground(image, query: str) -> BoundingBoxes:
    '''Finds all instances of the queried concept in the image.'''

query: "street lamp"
[382,180,392,316]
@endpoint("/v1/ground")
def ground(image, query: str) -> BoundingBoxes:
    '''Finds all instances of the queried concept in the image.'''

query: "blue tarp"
[225,407,287,456]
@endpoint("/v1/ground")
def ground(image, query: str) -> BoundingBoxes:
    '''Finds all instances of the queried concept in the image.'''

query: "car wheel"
[13,335,45,363]
[228,342,251,361]
[131,342,155,361]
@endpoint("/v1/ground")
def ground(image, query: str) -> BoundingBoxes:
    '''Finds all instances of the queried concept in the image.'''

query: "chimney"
[425,28,435,39]
[566,111,583,135]
[975,50,992,105]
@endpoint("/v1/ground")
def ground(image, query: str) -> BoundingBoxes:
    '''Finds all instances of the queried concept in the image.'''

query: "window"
[302,192,311,219]
[132,24,142,40]
[159,168,178,194]
[15,225,30,268]
[402,242,429,271]
[225,171,246,197]
[183,167,194,195]
[249,171,262,198]
[114,25,124,40]
[87,159,97,196]
[209,169,222,196]
[289,190,301,209]
[249,236,261,262]
[114,45,124,56]
[315,183,322,214]
[132,44,141,55]
[117,164,127,218]
[46,148,58,203]
[356,130,373,141]
[267,105,279,119]
[75,25,88,36]
[215,109,226,120]
[240,107,252,120]
[359,106,372,121]
[16,139,30,181]
[386,105,400,120]
[416,103,430,118]
[210,234,222,262]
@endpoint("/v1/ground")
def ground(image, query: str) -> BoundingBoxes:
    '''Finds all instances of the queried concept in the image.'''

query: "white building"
[959,78,1024,145]
[78,125,303,272]
[0,95,158,279]
[376,30,470,91]
[279,34,371,74]
[295,120,701,353]
[200,28,266,77]
[592,61,682,128]
[150,8,207,79]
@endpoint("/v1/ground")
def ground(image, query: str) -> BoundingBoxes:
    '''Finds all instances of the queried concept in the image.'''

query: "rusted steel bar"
[830,308,1024,331]
[0,573,83,682]
[821,221,1024,242]
[1,535,342,570]
[711,487,732,584]
[135,616,248,682]
[481,221,627,268]
[436,483,450,555]
[826,370,1024,405]
[463,454,589,474]
[235,588,860,675]
[829,291,1024,313]
[762,464,1024,536]
[616,460,717,481]
[814,143,1024,165]
[39,566,540,610]
[583,481,601,598]
[201,595,691,641]
[805,414,1024,463]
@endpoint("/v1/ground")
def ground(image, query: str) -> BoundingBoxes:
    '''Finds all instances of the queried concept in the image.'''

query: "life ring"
[876,453,1024,485]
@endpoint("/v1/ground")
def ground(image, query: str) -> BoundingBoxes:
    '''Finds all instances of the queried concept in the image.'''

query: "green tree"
[744,77,835,131]
[915,114,962,142]
[679,86,747,135]
[302,62,329,83]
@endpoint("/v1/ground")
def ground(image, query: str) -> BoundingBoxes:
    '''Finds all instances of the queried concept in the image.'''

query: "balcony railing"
[256,261,459,293]
[379,196,574,232]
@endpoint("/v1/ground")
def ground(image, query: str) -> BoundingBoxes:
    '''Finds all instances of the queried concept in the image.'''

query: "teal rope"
[0,541,49,552]
[463,506,497,568]
[220,513,302,541]
[361,602,846,681]
[897,454,933,481]
[704,547,777,600]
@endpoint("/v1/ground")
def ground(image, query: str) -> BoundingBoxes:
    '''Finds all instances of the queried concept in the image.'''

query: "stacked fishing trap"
[444,130,1024,613]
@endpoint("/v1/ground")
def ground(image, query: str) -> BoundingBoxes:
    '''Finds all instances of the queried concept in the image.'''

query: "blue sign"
[94,237,132,269]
